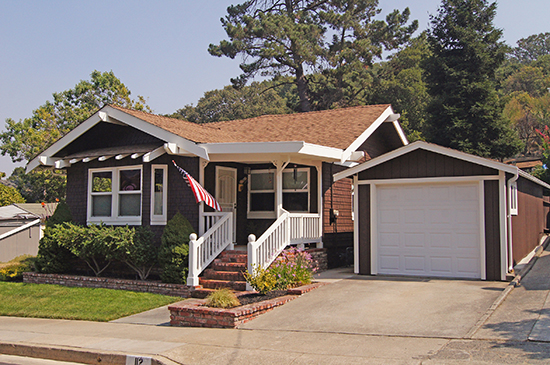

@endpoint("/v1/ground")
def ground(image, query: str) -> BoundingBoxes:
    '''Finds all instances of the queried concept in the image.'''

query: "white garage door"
[376,183,482,279]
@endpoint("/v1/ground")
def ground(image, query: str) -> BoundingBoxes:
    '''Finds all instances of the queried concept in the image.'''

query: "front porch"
[187,158,325,289]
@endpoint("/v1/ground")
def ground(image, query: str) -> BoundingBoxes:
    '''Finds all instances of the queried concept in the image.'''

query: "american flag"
[172,160,221,211]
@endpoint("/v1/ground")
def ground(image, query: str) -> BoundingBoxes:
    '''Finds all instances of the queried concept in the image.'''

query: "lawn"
[0,282,182,322]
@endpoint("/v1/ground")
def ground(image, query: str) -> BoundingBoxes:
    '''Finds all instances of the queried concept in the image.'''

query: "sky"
[1,0,549,176]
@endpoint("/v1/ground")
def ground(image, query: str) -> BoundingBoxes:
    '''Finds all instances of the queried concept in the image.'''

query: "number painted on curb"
[126,356,152,365]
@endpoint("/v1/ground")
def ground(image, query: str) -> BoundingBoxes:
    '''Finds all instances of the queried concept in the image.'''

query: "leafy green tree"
[209,0,417,112]
[0,70,150,163]
[9,167,66,203]
[158,212,194,284]
[511,32,550,64]
[369,33,431,140]
[0,184,25,206]
[422,0,521,159]
[172,81,293,123]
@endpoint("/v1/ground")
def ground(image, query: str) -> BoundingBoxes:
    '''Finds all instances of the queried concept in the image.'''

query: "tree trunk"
[296,65,311,112]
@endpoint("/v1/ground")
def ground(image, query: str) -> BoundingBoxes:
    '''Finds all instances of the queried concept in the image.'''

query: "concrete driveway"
[240,273,508,338]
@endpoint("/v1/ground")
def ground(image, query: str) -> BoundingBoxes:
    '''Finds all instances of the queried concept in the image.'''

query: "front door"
[216,166,237,242]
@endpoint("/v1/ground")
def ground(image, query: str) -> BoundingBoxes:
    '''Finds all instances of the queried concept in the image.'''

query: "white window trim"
[510,181,518,216]
[247,168,310,218]
[150,164,168,225]
[248,169,276,219]
[282,168,310,213]
[87,165,143,225]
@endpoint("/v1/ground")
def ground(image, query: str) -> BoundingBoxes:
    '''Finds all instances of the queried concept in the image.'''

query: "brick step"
[218,250,247,263]
[210,261,246,272]
[199,278,247,291]
[203,268,245,281]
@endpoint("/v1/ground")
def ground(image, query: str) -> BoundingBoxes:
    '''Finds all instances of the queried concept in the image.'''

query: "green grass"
[0,282,182,322]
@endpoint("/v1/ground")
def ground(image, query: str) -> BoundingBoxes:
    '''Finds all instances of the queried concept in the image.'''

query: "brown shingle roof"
[110,104,392,150]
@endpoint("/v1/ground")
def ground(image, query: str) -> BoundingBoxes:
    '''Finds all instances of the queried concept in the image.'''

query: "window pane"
[120,169,141,191]
[153,168,164,216]
[283,171,308,190]
[283,192,309,212]
[250,172,274,191]
[250,192,275,211]
[119,194,141,216]
[92,172,112,192]
[92,195,112,216]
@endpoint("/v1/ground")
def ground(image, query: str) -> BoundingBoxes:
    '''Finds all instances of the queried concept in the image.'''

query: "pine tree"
[423,0,521,159]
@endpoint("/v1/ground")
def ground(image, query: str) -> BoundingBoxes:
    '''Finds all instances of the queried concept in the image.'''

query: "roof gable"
[27,104,406,171]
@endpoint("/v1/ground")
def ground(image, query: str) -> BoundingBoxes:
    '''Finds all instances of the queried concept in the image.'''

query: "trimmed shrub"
[45,201,72,228]
[0,255,35,281]
[205,288,241,308]
[36,202,75,274]
[116,226,157,280]
[158,212,194,284]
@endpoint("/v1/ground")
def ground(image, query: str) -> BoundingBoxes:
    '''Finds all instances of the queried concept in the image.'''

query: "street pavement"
[1,244,550,364]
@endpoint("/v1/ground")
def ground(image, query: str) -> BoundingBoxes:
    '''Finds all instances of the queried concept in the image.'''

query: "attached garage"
[335,141,550,281]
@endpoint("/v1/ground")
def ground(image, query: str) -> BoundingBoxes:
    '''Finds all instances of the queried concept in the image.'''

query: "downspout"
[507,168,519,272]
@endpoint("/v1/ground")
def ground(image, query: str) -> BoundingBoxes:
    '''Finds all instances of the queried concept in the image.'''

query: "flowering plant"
[269,247,316,290]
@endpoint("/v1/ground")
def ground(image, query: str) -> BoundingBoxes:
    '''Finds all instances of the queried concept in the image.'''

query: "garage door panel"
[403,256,427,273]
[430,257,453,274]
[379,232,400,247]
[429,233,453,248]
[379,255,400,271]
[379,209,400,224]
[377,183,481,279]
[403,232,426,248]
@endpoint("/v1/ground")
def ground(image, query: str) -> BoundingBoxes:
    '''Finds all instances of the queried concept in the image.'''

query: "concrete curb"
[465,236,550,339]
[0,341,181,365]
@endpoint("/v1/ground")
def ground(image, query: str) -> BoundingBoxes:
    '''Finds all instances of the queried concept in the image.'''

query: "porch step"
[198,249,248,292]
[218,250,247,263]
[199,279,247,291]
[211,261,246,272]
[203,268,245,281]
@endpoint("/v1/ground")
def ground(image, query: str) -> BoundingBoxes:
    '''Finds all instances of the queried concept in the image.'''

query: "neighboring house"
[0,205,41,262]
[505,156,543,173]
[26,104,408,284]
[334,141,550,281]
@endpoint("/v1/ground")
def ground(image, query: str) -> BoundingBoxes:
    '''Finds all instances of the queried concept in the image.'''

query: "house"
[334,141,550,281]
[0,205,41,262]
[26,104,408,285]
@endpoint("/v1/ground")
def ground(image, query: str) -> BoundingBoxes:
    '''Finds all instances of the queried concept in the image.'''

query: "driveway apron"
[240,275,508,338]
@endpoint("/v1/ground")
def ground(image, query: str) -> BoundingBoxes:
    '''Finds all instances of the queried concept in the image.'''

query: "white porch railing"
[247,209,322,290]
[289,213,321,245]
[247,209,290,290]
[201,212,227,236]
[187,212,233,286]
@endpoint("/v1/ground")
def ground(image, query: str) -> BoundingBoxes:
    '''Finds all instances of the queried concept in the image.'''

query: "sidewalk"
[1,249,550,365]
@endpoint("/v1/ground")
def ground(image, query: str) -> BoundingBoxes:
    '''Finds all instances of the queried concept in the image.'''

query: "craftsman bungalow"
[26,104,407,285]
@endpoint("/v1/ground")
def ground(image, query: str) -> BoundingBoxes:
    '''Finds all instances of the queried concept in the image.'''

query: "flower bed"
[169,282,325,328]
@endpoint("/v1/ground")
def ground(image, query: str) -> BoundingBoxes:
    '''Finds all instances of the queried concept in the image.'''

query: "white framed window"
[282,168,309,212]
[248,169,276,219]
[88,166,142,225]
[510,181,518,216]
[247,168,310,218]
[151,165,168,225]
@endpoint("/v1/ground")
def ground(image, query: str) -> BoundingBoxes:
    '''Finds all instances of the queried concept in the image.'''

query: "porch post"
[316,162,323,248]
[273,159,290,218]
[198,158,206,236]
